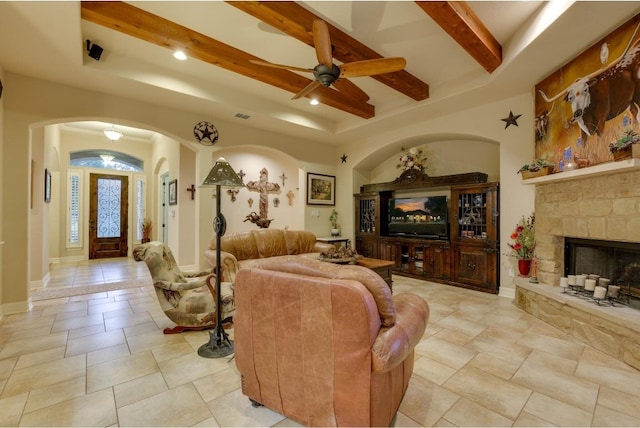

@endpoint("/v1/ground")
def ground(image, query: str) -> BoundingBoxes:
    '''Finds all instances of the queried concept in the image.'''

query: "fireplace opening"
[564,237,640,309]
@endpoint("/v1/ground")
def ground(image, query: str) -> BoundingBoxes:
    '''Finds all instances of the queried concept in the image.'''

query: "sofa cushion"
[284,230,320,254]
[216,231,260,261]
[250,229,288,258]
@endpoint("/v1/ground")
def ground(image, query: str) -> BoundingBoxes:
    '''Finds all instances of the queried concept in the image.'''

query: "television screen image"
[388,196,449,239]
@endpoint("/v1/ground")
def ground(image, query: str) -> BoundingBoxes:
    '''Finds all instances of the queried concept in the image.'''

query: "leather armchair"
[234,256,429,427]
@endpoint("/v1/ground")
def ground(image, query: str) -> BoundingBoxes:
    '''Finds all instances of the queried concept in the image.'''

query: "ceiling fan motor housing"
[313,63,341,87]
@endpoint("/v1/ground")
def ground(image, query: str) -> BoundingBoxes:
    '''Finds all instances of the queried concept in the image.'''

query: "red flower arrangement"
[508,214,535,260]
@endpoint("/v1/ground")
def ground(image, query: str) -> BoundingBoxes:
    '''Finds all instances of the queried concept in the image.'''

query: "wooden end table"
[357,257,394,290]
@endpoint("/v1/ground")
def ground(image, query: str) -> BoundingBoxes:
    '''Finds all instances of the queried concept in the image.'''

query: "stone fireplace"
[514,162,640,371]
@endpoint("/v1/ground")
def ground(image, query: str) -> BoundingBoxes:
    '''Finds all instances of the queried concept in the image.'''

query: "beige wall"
[1,72,539,314]
[0,66,4,316]
[1,73,337,313]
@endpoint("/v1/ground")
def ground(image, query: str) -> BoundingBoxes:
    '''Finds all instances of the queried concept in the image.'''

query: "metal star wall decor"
[501,111,522,129]
[340,153,348,163]
[193,121,219,145]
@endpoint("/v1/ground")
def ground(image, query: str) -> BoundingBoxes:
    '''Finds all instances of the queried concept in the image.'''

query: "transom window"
[70,150,143,172]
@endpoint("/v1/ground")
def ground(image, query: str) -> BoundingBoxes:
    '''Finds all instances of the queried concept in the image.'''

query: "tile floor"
[1,258,640,427]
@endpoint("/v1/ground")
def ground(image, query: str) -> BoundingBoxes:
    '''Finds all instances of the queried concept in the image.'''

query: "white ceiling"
[1,1,639,145]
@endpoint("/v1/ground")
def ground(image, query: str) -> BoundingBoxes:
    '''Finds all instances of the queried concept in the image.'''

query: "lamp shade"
[201,157,244,187]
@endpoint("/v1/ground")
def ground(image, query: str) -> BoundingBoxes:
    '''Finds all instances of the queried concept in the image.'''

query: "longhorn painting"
[534,13,640,167]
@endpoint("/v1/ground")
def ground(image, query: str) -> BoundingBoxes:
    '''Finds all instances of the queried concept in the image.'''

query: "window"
[67,170,82,247]
[70,150,143,172]
[135,175,146,242]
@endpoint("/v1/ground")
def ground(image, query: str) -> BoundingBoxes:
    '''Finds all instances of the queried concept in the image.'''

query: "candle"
[598,278,611,288]
[607,285,620,299]
[560,277,569,288]
[568,275,576,286]
[576,275,586,287]
[593,286,607,300]
[585,279,596,291]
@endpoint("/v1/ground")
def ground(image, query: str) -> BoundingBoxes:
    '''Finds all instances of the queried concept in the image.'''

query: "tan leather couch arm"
[313,242,336,253]
[371,293,429,374]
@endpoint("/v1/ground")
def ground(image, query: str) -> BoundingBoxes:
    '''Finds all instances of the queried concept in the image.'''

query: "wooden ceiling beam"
[80,1,374,119]
[416,1,502,73]
[227,1,429,101]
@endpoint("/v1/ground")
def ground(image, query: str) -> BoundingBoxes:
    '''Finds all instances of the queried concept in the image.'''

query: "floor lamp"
[198,157,244,358]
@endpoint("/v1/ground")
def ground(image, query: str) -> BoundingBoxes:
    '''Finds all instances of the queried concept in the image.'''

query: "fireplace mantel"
[522,158,640,185]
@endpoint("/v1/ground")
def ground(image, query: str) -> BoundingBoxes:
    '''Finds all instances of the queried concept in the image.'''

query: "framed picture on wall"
[44,168,52,203]
[169,179,178,205]
[306,173,335,206]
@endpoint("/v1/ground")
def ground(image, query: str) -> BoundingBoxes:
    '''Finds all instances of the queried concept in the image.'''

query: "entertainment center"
[355,169,499,293]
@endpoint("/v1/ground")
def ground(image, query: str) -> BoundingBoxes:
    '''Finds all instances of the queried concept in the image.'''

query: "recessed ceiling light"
[173,50,187,61]
[310,99,319,106]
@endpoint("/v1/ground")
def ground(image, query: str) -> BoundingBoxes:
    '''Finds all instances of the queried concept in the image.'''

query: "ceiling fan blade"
[249,59,313,74]
[339,57,407,78]
[313,19,333,68]
[332,78,370,103]
[292,79,322,100]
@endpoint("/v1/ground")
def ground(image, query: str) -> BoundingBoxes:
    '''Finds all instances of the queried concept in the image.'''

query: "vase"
[518,259,532,277]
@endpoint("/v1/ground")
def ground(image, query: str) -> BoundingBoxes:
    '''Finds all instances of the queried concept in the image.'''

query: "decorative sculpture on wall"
[247,197,253,208]
[246,168,280,228]
[244,211,272,228]
[227,189,239,202]
[286,190,295,206]
[280,172,287,186]
[273,197,280,207]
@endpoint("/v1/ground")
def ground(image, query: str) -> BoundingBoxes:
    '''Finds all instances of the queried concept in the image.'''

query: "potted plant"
[517,158,554,179]
[508,214,535,276]
[609,129,640,161]
[141,218,152,243]
[329,209,340,236]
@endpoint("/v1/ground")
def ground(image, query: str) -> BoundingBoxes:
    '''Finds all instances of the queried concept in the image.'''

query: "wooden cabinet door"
[379,240,400,268]
[356,237,378,258]
[454,244,498,291]
[432,243,451,280]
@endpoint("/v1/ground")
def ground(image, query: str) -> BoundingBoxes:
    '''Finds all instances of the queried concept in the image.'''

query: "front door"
[89,173,129,259]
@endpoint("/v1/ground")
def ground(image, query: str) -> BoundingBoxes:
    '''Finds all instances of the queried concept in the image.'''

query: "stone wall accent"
[516,281,640,371]
[534,169,640,285]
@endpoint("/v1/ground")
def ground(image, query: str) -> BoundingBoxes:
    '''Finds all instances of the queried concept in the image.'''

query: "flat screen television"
[388,196,449,239]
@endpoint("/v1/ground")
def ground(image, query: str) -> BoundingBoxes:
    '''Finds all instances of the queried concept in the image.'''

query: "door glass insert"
[97,178,122,238]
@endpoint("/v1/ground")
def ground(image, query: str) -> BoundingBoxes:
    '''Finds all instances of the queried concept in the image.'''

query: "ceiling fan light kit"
[252,19,407,104]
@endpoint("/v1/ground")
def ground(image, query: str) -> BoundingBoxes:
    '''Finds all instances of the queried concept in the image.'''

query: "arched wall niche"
[353,133,501,189]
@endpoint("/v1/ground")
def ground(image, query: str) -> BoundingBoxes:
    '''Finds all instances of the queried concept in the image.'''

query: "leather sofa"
[204,229,334,282]
[234,256,430,427]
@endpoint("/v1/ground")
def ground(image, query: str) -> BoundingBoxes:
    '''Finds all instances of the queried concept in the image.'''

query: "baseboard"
[499,285,516,299]
[2,300,29,315]
[30,271,51,289]
[50,255,85,264]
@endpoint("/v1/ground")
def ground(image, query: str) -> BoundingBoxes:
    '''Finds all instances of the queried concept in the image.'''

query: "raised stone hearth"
[515,163,640,369]
[516,279,640,371]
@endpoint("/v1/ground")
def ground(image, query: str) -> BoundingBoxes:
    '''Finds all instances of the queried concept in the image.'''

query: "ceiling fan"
[250,19,407,102]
